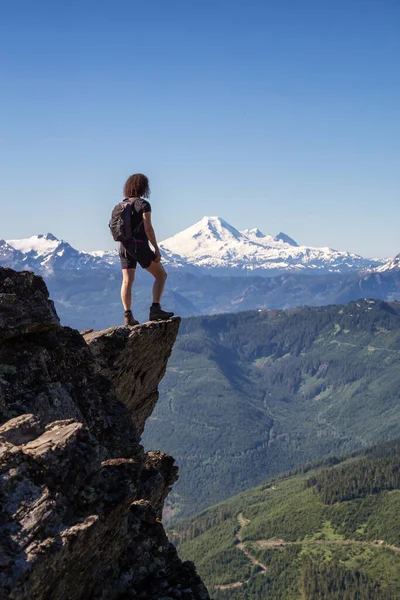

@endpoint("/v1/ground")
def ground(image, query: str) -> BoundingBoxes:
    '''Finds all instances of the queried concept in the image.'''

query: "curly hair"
[123,173,150,199]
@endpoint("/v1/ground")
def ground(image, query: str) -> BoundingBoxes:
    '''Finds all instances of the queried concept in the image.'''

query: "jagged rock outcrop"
[84,321,180,436]
[0,268,59,341]
[0,267,210,600]
[0,269,139,459]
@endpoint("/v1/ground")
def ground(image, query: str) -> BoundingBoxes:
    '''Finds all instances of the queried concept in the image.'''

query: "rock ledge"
[0,268,210,600]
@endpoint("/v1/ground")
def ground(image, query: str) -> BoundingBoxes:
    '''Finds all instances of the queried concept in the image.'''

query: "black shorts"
[119,241,156,270]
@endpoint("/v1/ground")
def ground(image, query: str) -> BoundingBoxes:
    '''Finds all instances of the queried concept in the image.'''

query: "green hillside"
[142,300,400,517]
[172,440,400,599]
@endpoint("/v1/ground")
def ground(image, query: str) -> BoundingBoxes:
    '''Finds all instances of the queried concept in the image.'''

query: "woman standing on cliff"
[118,173,174,326]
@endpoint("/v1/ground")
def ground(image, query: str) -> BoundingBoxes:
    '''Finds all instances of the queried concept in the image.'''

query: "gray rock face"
[0,292,139,459]
[84,319,180,436]
[0,268,59,341]
[0,267,210,600]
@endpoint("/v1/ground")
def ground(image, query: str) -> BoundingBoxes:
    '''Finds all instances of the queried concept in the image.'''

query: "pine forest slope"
[173,439,400,599]
[143,300,400,517]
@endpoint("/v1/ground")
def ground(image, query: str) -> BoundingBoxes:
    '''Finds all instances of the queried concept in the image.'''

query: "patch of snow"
[241,228,266,239]
[374,254,400,273]
[7,234,61,257]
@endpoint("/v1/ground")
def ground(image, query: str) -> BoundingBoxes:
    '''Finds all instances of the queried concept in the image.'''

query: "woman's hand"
[154,248,162,263]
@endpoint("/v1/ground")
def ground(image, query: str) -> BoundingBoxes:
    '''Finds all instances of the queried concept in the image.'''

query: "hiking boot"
[124,310,139,327]
[149,304,174,321]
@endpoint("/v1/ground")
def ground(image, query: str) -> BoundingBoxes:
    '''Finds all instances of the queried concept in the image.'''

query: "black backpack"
[109,198,142,243]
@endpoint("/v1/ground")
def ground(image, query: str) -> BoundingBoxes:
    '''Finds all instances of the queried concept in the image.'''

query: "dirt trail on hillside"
[236,513,268,574]
[213,513,267,591]
[212,515,400,592]
[256,538,400,553]
[331,339,400,354]
[215,581,244,590]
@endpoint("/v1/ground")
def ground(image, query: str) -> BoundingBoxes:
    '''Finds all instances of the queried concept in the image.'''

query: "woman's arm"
[143,212,161,262]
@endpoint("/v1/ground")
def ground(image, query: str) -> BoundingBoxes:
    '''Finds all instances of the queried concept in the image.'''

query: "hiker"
[109,173,174,326]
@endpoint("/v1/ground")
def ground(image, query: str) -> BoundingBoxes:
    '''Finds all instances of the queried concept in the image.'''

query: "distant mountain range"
[375,254,400,273]
[158,216,386,275]
[2,220,399,332]
[2,216,398,276]
[1,233,114,274]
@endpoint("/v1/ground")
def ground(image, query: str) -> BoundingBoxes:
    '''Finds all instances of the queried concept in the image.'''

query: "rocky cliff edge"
[0,268,210,600]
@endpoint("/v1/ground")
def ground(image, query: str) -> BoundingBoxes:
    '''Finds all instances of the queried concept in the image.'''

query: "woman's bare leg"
[121,268,136,310]
[146,261,168,303]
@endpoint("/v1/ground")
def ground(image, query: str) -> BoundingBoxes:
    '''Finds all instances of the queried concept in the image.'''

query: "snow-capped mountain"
[86,249,120,267]
[374,254,400,273]
[0,240,28,270]
[7,233,61,257]
[275,232,299,247]
[4,234,114,274]
[158,216,382,274]
[2,218,386,276]
[241,228,298,247]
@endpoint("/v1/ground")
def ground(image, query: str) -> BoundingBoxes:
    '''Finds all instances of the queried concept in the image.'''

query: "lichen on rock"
[0,267,210,600]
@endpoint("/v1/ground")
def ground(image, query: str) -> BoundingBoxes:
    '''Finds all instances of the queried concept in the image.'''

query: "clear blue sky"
[1,0,399,257]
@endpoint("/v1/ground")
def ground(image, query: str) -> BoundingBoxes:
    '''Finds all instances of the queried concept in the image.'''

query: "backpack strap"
[127,197,145,239]
[121,198,135,240]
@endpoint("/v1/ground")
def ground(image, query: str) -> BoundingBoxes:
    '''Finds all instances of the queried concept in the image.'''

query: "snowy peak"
[159,216,383,274]
[190,216,243,242]
[160,216,244,263]
[274,232,299,247]
[1,217,388,276]
[375,253,400,273]
[7,234,61,257]
[4,234,116,273]
[241,227,266,239]
[0,239,28,270]
[242,228,299,247]
[0,239,20,254]
[38,233,58,241]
